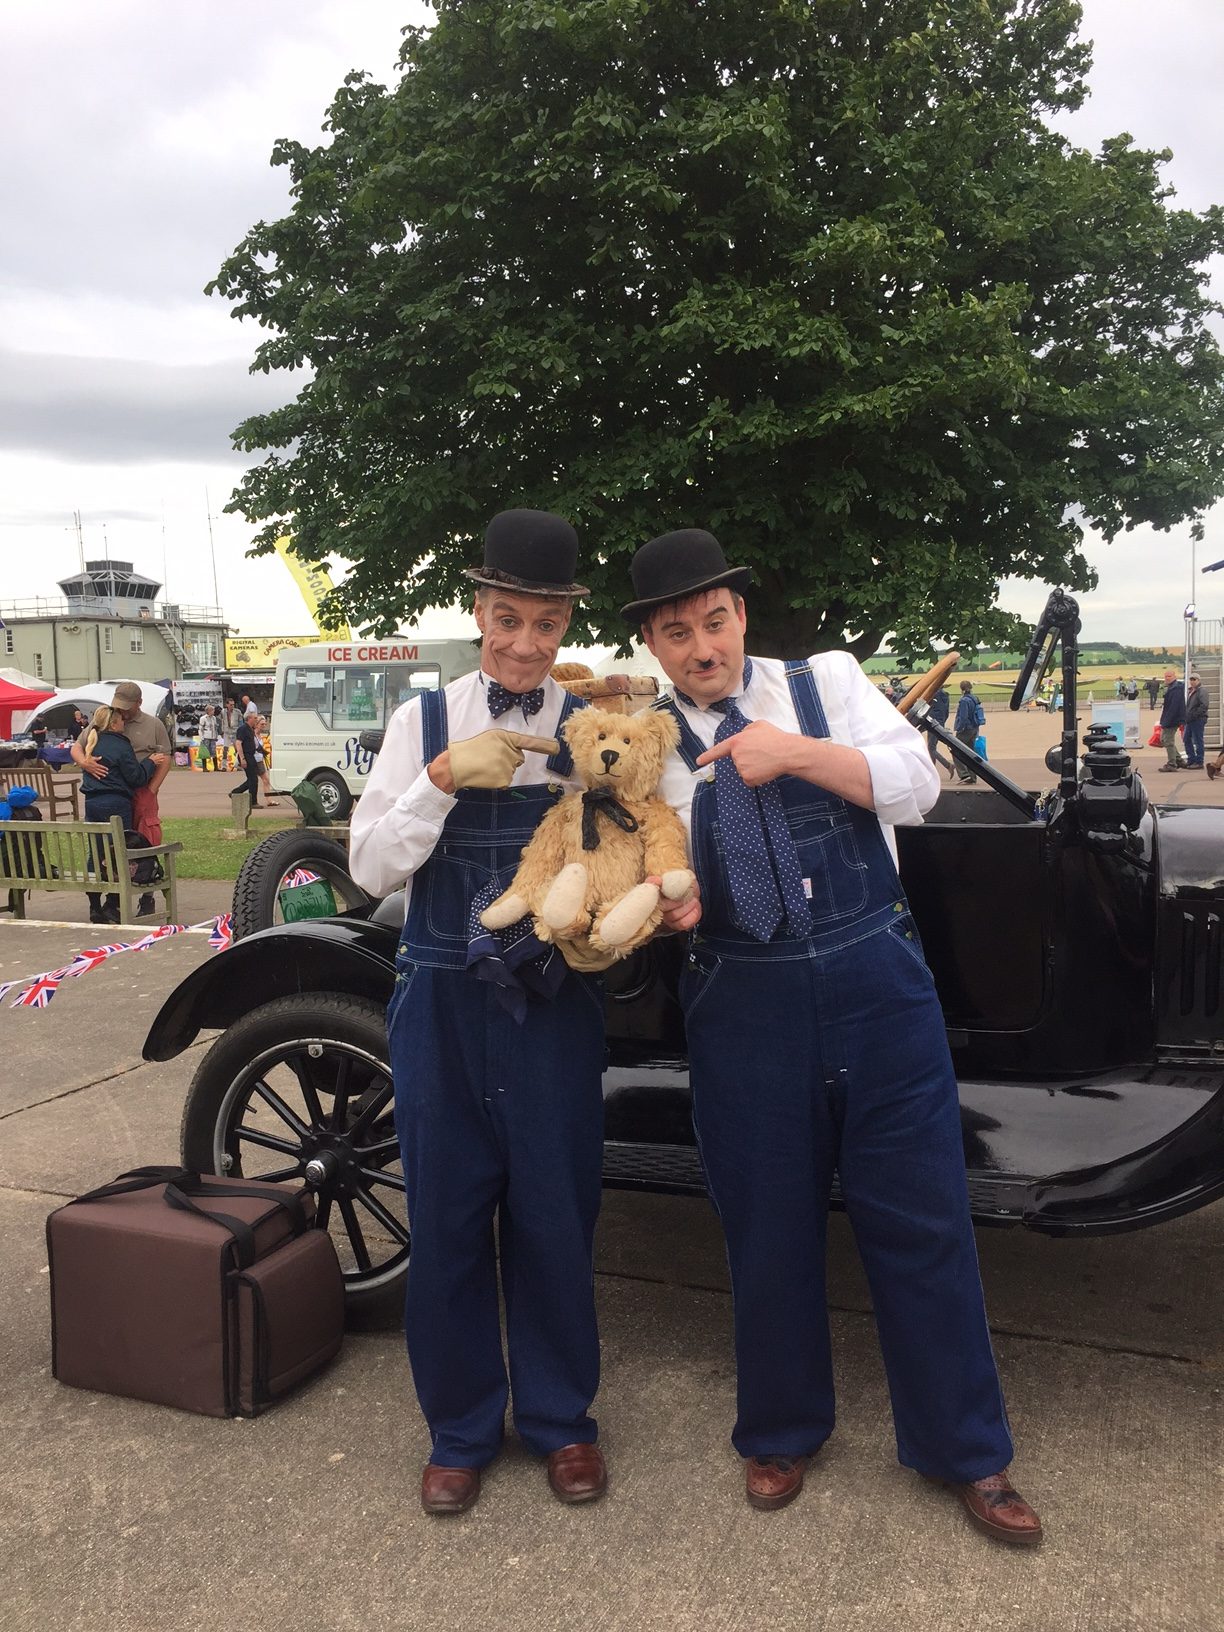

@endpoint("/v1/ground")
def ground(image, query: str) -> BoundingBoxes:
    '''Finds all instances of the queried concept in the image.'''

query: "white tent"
[24,679,171,727]
[0,666,49,692]
[591,641,673,687]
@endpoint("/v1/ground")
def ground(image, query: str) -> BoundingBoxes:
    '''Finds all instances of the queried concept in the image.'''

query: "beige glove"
[447,729,560,790]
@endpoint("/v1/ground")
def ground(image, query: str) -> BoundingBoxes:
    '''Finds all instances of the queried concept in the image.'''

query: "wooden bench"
[0,763,81,821]
[0,815,181,924]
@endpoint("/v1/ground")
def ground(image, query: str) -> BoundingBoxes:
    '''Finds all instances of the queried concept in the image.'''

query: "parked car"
[144,592,1224,1313]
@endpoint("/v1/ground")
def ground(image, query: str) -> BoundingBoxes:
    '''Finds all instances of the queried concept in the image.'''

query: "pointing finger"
[694,737,738,767]
[508,733,561,756]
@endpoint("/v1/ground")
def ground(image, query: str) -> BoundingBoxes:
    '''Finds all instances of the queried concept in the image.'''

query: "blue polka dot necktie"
[709,694,811,943]
[486,681,545,720]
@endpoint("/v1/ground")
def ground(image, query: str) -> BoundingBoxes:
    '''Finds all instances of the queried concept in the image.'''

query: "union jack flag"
[208,914,233,950]
[130,924,185,952]
[12,973,64,1008]
[65,943,130,976]
[281,868,322,889]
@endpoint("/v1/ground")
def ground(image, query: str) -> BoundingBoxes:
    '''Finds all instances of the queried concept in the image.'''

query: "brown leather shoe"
[420,1463,481,1515]
[745,1455,809,1512]
[546,1442,607,1503]
[949,1472,1043,1545]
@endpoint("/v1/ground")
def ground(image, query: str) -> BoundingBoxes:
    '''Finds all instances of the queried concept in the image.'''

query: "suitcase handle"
[163,1184,260,1269]
[75,1165,201,1203]
[160,1182,312,1270]
[72,1168,313,1270]
[85,1167,311,1232]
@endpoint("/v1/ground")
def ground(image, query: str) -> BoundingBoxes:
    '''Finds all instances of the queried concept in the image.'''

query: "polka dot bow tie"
[710,693,811,943]
[486,681,546,720]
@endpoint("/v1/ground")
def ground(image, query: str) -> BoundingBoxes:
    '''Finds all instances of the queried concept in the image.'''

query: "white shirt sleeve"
[818,651,939,825]
[348,698,457,899]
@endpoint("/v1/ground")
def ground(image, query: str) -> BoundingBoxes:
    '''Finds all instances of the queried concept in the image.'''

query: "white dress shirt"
[658,651,939,865]
[349,670,583,902]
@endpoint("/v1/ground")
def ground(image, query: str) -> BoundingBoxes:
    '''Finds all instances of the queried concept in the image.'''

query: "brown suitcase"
[47,1166,345,1417]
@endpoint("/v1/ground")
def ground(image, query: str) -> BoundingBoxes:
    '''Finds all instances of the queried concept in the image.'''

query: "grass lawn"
[162,817,297,880]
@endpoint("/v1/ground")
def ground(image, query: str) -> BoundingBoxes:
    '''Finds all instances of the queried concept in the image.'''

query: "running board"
[601,1140,1036,1223]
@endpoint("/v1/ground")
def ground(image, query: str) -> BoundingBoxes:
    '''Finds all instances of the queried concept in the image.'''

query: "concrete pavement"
[0,913,1220,1631]
[2,709,1221,1629]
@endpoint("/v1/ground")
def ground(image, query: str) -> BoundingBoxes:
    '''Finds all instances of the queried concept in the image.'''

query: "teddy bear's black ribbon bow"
[581,788,639,851]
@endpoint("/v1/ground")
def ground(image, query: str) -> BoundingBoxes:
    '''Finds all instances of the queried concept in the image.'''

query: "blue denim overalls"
[661,662,1013,1481]
[388,688,606,1469]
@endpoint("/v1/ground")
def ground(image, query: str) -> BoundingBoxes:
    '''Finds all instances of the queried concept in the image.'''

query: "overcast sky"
[1,0,1221,649]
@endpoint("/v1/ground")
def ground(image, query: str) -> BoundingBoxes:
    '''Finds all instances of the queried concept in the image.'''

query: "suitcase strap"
[163,1185,262,1270]
[72,1166,312,1271]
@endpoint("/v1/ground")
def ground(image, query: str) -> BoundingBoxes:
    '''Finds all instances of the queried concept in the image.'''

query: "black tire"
[231,828,370,941]
[181,993,405,1324]
[309,770,353,820]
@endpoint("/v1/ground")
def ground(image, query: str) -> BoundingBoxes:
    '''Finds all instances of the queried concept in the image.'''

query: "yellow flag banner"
[272,536,352,640]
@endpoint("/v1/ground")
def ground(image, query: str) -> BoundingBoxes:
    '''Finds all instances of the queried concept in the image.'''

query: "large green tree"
[212,0,1224,657]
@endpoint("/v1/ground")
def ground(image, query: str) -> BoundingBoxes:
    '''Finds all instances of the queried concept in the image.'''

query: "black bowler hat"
[621,529,753,623]
[462,509,590,597]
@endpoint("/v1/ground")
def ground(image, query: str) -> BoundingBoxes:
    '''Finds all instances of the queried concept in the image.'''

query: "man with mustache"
[628,529,1041,1545]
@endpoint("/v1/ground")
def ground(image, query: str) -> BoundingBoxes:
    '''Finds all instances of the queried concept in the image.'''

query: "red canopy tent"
[0,677,55,739]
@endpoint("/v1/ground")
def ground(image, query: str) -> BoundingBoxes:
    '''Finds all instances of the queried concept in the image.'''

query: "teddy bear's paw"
[480,891,528,930]
[659,868,695,901]
[539,862,592,935]
[593,881,661,948]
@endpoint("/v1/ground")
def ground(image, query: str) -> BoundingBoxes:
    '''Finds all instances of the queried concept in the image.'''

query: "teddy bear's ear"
[640,708,681,754]
[620,707,681,793]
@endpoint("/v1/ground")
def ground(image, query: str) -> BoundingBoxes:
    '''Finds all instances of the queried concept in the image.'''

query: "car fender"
[143,918,398,1061]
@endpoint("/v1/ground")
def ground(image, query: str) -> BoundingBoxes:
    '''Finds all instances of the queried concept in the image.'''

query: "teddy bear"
[479,706,694,964]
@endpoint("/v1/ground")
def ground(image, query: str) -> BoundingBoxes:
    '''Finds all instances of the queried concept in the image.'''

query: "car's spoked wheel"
[211,1036,406,1299]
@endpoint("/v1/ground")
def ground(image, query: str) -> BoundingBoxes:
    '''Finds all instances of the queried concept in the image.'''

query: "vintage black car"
[144,592,1224,1313]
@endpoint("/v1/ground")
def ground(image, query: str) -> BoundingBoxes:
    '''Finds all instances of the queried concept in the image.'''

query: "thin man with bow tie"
[627,529,1042,1546]
[350,510,609,1515]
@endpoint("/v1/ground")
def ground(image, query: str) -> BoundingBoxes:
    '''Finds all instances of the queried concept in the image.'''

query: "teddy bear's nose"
[600,748,620,771]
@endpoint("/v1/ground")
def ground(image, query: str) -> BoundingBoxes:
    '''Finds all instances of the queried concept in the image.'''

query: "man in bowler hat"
[350,510,609,1514]
[627,529,1041,1544]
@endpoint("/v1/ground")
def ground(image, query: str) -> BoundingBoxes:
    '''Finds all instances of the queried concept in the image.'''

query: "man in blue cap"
[627,528,1041,1546]
[350,509,608,1516]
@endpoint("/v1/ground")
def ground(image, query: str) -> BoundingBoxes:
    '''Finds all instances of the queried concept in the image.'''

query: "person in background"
[78,705,167,923]
[72,708,90,740]
[1146,676,1160,709]
[251,715,279,807]
[234,710,261,809]
[72,681,172,916]
[925,685,955,779]
[1184,674,1208,769]
[1157,668,1187,772]
[241,692,258,720]
[953,680,985,785]
[197,704,219,771]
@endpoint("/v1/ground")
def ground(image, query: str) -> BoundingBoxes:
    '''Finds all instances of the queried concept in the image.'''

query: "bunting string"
[1,913,235,1010]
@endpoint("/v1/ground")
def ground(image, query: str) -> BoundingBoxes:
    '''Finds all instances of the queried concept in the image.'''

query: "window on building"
[3,630,13,655]
[103,627,114,654]
[33,653,44,678]
[129,630,144,654]
[187,634,219,668]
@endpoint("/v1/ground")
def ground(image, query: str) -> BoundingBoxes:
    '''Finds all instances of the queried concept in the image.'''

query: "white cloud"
[1,0,1221,649]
